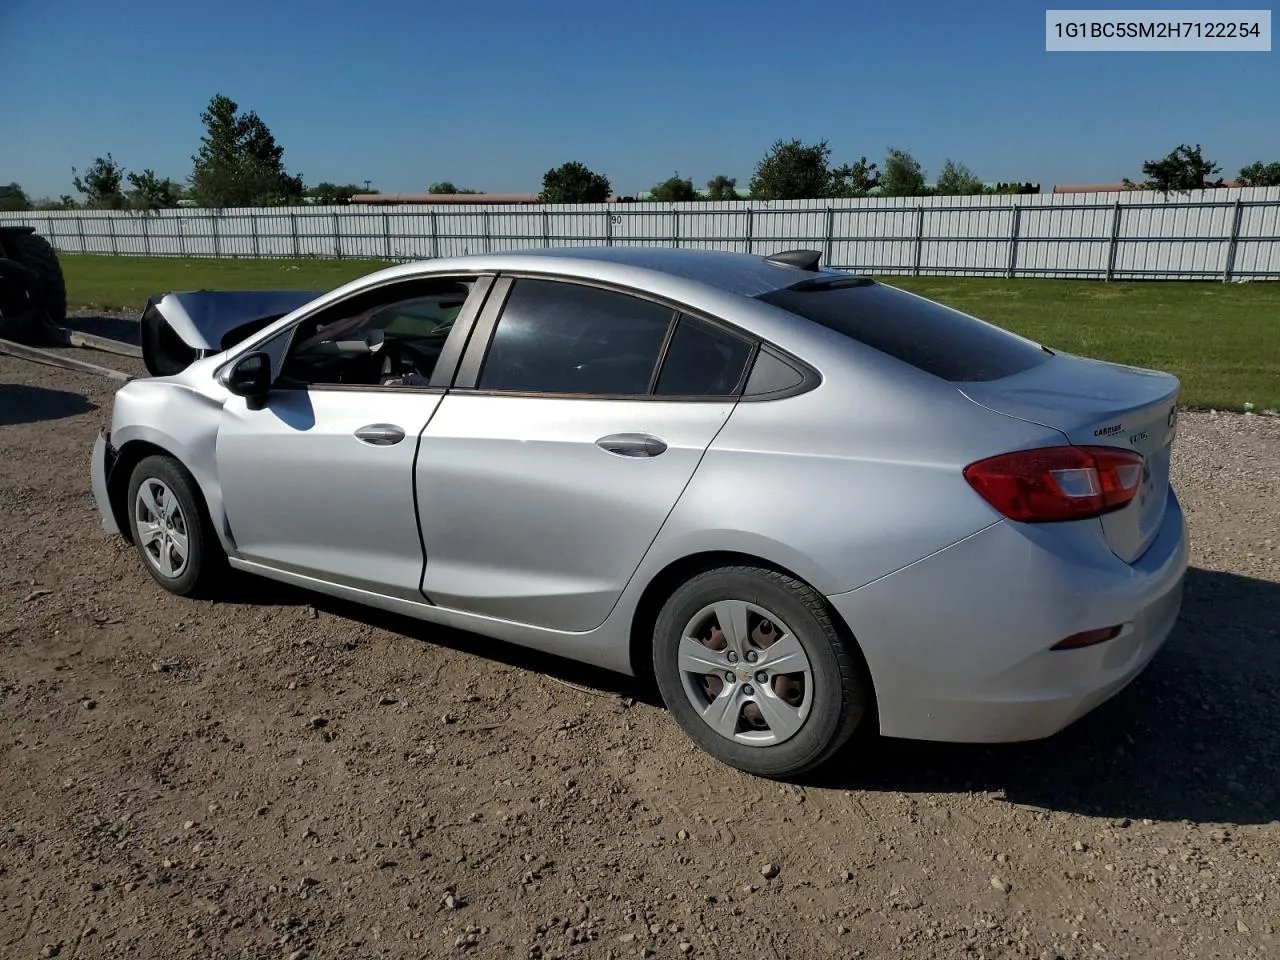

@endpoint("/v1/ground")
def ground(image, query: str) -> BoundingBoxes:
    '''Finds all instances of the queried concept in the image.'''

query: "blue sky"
[2,0,1276,198]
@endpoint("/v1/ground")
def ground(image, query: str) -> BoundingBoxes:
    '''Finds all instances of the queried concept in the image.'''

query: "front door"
[217,390,443,598]
[417,276,757,632]
[215,275,488,599]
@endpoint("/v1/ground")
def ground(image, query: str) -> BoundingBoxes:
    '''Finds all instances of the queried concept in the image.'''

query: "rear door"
[416,276,756,632]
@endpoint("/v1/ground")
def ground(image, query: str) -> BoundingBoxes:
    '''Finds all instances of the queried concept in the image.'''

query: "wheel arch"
[627,549,880,729]
[107,436,226,551]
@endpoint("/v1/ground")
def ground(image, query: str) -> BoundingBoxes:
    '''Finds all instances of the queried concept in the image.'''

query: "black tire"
[3,231,67,324]
[653,565,870,779]
[126,455,225,597]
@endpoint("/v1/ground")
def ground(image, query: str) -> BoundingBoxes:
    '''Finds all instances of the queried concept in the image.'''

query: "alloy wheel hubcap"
[135,479,189,579]
[677,600,813,747]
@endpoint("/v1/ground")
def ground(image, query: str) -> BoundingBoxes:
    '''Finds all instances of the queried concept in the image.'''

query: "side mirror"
[224,352,272,410]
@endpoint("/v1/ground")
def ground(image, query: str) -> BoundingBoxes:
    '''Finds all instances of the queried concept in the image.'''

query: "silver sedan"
[90,247,1189,777]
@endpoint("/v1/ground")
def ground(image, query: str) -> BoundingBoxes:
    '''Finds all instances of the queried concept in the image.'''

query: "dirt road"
[1,346,1277,960]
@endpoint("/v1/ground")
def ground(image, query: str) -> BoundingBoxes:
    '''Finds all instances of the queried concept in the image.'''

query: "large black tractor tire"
[3,231,68,325]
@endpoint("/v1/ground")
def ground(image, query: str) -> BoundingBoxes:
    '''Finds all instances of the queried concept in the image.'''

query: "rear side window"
[758,282,1049,382]
[479,279,674,395]
[655,316,753,396]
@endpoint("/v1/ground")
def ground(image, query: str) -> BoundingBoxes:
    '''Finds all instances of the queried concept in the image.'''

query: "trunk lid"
[959,352,1180,564]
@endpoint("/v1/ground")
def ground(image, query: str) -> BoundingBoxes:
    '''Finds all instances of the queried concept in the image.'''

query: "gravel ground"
[1,318,1277,960]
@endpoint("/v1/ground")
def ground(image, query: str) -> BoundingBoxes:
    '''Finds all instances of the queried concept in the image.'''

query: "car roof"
[466,246,841,298]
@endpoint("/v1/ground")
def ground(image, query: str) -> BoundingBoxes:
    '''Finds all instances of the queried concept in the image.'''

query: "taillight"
[963,445,1145,522]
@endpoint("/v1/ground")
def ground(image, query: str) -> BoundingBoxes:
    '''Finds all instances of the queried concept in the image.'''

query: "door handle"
[596,433,668,458]
[354,423,406,446]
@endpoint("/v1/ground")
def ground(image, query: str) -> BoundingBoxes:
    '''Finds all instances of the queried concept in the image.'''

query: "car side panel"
[645,366,1067,597]
[106,379,236,551]
[417,394,734,632]
[216,389,442,600]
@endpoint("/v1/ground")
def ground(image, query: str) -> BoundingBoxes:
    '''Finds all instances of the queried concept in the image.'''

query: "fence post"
[606,209,613,247]
[912,205,925,276]
[108,215,118,256]
[1105,201,1123,281]
[383,212,392,260]
[76,214,86,254]
[142,213,151,256]
[332,212,342,259]
[541,210,550,248]
[290,212,300,258]
[211,213,221,258]
[1222,198,1245,283]
[1006,204,1022,279]
[744,207,754,255]
[177,216,187,257]
[483,210,492,254]
[672,209,680,249]
[250,214,260,258]
[430,211,440,259]
[823,207,835,267]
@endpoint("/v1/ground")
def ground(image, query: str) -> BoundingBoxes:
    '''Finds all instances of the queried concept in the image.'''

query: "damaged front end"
[140,289,322,376]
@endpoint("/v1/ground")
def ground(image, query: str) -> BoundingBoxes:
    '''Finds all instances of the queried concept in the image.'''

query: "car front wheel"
[126,455,223,597]
[653,566,870,779]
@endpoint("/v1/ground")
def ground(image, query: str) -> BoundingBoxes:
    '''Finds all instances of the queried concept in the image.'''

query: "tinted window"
[655,316,753,396]
[743,350,805,397]
[479,280,674,395]
[758,282,1049,382]
[369,295,466,339]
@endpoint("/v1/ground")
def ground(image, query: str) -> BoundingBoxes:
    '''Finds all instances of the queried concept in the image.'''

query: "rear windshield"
[758,281,1050,382]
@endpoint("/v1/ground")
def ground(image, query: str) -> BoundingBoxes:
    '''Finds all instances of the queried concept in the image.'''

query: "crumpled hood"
[144,290,323,352]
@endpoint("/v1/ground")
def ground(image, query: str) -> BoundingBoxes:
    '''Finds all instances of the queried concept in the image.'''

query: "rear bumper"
[91,430,121,536]
[828,487,1190,743]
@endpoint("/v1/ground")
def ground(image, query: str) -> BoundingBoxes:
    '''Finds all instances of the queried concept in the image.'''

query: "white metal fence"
[4,186,1279,280]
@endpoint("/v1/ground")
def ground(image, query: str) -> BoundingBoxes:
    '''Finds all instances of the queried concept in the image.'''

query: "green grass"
[60,254,1280,411]
[61,254,393,311]
[884,277,1279,412]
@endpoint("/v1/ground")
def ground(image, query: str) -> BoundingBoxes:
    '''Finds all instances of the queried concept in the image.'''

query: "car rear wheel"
[126,455,223,597]
[652,565,870,778]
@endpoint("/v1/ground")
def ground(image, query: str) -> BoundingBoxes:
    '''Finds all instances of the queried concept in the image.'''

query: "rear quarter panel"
[641,339,1068,596]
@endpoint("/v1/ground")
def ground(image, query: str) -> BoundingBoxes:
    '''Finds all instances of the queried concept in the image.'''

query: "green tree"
[72,154,127,209]
[1238,161,1280,187]
[934,159,984,196]
[306,182,370,204]
[830,157,879,198]
[427,181,480,194]
[704,175,739,201]
[540,161,611,203]
[649,173,697,202]
[879,147,926,197]
[0,183,32,211]
[126,169,183,209]
[189,94,304,207]
[749,139,833,200]
[33,195,79,210]
[1135,144,1222,193]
